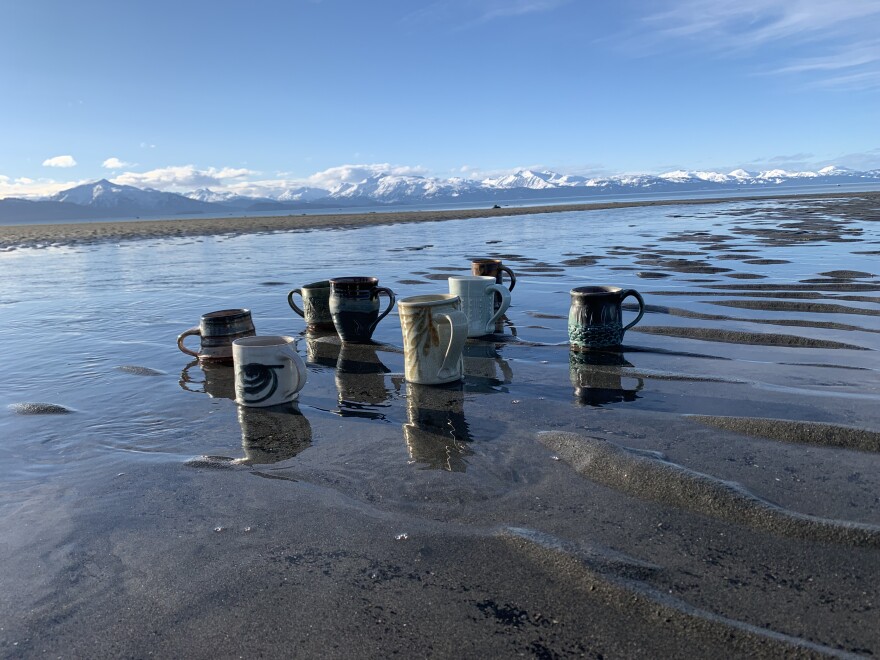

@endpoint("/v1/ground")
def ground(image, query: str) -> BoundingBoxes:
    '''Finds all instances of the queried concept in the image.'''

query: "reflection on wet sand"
[463,342,514,388]
[569,349,643,406]
[403,382,472,472]
[179,360,236,400]
[304,329,341,369]
[236,403,312,465]
[335,341,396,419]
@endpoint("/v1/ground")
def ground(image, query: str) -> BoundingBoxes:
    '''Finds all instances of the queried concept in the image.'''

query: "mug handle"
[620,289,646,332]
[371,287,396,331]
[485,284,512,332]
[435,310,469,382]
[287,289,305,318]
[281,337,309,394]
[177,327,201,357]
[499,265,517,292]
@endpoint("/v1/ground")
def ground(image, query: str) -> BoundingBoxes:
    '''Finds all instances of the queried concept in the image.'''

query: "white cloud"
[0,176,89,199]
[304,163,428,189]
[102,157,134,169]
[112,165,255,191]
[42,155,77,168]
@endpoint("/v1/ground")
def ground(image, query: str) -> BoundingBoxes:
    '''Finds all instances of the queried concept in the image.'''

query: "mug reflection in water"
[236,403,312,465]
[403,382,472,472]
[569,349,643,407]
[335,342,393,411]
[179,360,237,400]
[462,342,514,386]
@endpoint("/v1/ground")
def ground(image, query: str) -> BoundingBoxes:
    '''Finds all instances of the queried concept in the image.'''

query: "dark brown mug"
[568,286,645,350]
[328,277,395,343]
[177,309,256,363]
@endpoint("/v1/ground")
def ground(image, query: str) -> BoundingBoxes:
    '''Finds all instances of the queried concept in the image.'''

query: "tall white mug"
[232,336,308,407]
[448,275,511,337]
[399,294,469,385]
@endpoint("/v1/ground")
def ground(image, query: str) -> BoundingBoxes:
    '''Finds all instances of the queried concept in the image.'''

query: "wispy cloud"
[0,176,88,198]
[102,157,134,169]
[403,0,570,29]
[636,0,880,89]
[42,155,77,168]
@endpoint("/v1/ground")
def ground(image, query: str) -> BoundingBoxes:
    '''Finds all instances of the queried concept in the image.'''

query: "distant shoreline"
[1,190,876,250]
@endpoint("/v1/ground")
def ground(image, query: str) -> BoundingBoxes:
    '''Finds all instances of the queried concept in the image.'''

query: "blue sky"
[2,0,879,198]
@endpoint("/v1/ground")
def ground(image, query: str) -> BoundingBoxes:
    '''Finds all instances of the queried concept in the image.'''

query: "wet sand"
[0,190,876,250]
[1,192,879,658]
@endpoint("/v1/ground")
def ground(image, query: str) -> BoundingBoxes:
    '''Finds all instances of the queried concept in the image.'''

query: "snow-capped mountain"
[51,179,216,214]
[2,166,879,224]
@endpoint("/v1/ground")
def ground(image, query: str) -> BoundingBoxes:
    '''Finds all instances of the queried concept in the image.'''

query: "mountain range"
[2,166,879,223]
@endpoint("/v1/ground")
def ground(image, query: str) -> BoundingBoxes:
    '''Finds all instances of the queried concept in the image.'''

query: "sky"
[1,0,879,199]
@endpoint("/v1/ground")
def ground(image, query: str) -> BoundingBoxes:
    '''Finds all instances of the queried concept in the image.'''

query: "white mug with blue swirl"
[232,336,308,407]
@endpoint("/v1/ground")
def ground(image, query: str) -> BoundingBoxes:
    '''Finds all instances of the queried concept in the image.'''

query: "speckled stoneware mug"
[287,280,335,330]
[399,294,469,385]
[177,308,256,363]
[232,335,308,407]
[471,258,516,310]
[328,277,396,343]
[568,286,645,350]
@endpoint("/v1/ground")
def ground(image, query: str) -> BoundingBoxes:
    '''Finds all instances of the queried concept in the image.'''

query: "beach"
[1,192,878,658]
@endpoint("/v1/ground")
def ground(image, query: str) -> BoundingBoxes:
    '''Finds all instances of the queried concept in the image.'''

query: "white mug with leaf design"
[232,336,308,407]
[398,294,469,385]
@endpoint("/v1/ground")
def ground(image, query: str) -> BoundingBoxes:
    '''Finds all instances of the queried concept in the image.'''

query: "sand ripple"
[538,431,880,547]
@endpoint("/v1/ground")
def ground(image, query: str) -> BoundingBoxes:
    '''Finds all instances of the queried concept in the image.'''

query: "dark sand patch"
[397,279,428,285]
[9,403,75,415]
[742,259,791,265]
[636,271,672,279]
[688,416,880,453]
[116,365,165,376]
[631,326,869,350]
[705,282,880,292]
[538,431,880,547]
[258,281,287,286]
[525,311,567,320]
[819,270,875,279]
[724,273,767,279]
[424,273,462,281]
[561,256,600,267]
[627,303,880,333]
[709,300,880,317]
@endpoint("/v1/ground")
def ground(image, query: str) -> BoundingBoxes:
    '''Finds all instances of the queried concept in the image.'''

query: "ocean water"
[1,195,879,655]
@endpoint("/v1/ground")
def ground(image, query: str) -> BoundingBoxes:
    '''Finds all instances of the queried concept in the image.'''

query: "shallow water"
[1,195,879,657]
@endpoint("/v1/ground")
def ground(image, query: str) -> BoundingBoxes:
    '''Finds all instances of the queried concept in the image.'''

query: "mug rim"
[399,293,460,308]
[330,276,379,287]
[471,258,502,265]
[301,280,332,290]
[570,286,623,296]
[202,308,251,320]
[448,275,496,282]
[233,335,296,348]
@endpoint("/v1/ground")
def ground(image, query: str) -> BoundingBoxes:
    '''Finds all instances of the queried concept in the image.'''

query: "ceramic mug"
[568,286,645,350]
[287,280,335,330]
[232,335,308,407]
[471,258,516,293]
[177,308,256,363]
[448,275,511,337]
[329,277,396,343]
[398,294,469,385]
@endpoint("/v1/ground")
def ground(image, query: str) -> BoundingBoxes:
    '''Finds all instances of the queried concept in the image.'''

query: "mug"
[329,277,396,343]
[232,335,308,407]
[177,308,256,363]
[237,404,312,464]
[288,280,335,330]
[568,286,645,350]
[448,275,511,337]
[398,294,469,385]
[470,258,516,292]
[403,382,471,472]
